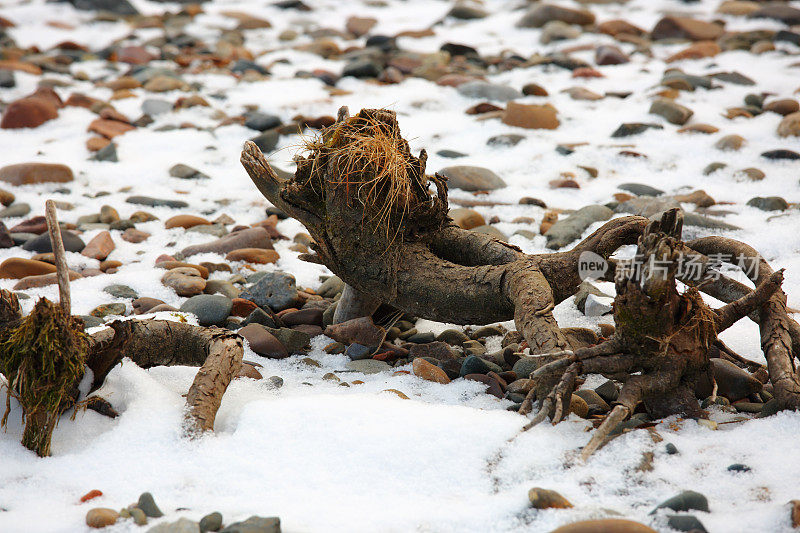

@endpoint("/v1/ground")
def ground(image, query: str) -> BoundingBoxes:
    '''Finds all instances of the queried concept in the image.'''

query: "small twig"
[580,404,629,462]
[45,200,70,315]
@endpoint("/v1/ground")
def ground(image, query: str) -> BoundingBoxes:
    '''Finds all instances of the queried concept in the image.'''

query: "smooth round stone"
[651,490,709,514]
[86,508,119,528]
[528,487,573,509]
[436,329,469,345]
[618,183,664,197]
[238,323,288,358]
[550,519,656,533]
[0,257,56,279]
[132,297,166,314]
[180,294,233,326]
[161,267,206,297]
[199,511,223,533]
[90,303,126,318]
[346,359,390,374]
[103,284,138,299]
[345,343,373,360]
[137,492,163,518]
[22,229,85,253]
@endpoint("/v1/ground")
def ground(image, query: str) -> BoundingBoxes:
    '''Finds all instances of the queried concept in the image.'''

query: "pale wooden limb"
[45,199,70,314]
[580,404,629,462]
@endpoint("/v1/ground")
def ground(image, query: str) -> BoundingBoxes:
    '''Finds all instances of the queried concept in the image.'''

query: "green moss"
[0,298,89,456]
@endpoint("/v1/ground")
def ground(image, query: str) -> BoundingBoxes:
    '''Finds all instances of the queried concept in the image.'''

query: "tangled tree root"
[241,107,800,460]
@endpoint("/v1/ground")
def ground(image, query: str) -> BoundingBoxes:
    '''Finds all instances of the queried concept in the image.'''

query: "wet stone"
[137,492,163,518]
[22,229,85,253]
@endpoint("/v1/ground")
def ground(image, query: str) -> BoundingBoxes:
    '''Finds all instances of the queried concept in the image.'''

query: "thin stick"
[45,200,70,314]
[580,404,629,462]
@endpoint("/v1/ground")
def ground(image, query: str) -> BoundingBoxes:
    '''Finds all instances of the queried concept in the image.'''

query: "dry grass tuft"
[300,110,417,238]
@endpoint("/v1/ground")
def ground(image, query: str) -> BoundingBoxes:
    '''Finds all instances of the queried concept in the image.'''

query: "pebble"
[550,519,656,533]
[239,324,288,358]
[747,196,789,211]
[161,267,206,297]
[1,94,59,129]
[226,248,279,264]
[219,515,280,533]
[517,4,595,28]
[81,231,115,260]
[346,359,390,374]
[147,518,200,533]
[666,515,708,533]
[90,303,126,318]
[104,284,138,299]
[0,162,73,185]
[502,102,559,130]
[240,271,298,312]
[86,508,119,528]
[438,166,506,191]
[715,134,746,151]
[528,487,573,509]
[22,229,85,253]
[180,294,233,326]
[165,215,210,231]
[181,227,272,258]
[456,81,522,102]
[169,163,209,180]
[200,511,223,532]
[778,112,800,137]
[651,16,724,41]
[650,99,693,125]
[611,123,663,137]
[545,205,613,249]
[136,492,163,518]
[126,196,188,209]
[412,358,451,384]
[651,490,709,514]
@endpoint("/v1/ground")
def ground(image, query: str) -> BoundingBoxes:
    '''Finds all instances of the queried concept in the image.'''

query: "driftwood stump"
[240,106,800,440]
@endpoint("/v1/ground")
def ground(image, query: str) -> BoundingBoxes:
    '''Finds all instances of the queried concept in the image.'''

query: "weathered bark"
[239,107,798,442]
[45,199,70,314]
[87,320,244,435]
[240,108,646,354]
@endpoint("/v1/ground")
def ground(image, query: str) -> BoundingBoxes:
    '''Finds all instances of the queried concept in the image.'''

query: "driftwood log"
[240,106,800,443]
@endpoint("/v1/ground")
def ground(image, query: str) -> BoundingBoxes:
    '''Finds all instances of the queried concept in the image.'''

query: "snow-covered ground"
[1,0,800,531]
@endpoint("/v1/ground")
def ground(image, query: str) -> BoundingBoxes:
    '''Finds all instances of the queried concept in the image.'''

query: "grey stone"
[126,196,188,208]
[666,515,708,533]
[346,343,373,360]
[346,359,390,374]
[103,284,138,299]
[244,111,281,131]
[22,229,85,253]
[651,490,709,514]
[487,134,525,147]
[747,196,788,211]
[342,58,383,78]
[460,354,501,376]
[169,163,209,180]
[650,99,693,125]
[200,512,223,532]
[187,223,227,237]
[611,123,663,138]
[241,271,298,311]
[141,99,173,116]
[68,0,138,15]
[90,143,117,162]
[447,3,488,19]
[137,492,163,518]
[618,183,663,197]
[220,516,280,533]
[241,308,278,329]
[317,275,344,298]
[0,69,15,88]
[456,81,522,102]
[575,280,610,313]
[147,518,200,533]
[0,203,31,219]
[249,129,279,153]
[545,205,613,249]
[437,166,506,191]
[180,294,233,326]
[204,280,241,299]
[584,294,613,316]
[264,326,311,353]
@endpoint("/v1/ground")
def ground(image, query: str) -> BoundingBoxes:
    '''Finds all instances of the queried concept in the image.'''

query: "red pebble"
[79,489,103,503]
